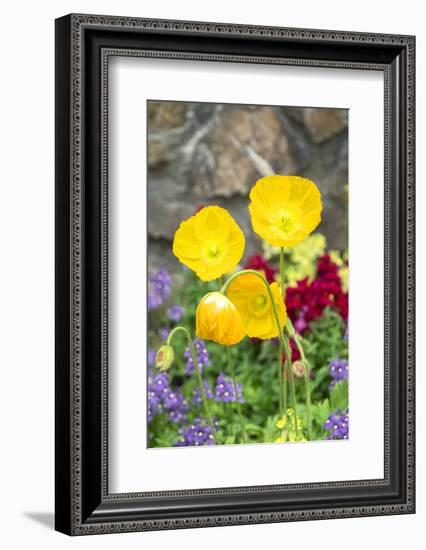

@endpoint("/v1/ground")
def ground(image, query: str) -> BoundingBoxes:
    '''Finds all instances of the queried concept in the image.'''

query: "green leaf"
[312,398,330,425]
[245,423,264,435]
[330,380,349,411]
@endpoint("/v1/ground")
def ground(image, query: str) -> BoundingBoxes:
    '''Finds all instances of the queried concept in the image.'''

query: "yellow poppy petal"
[249,175,292,215]
[194,205,231,242]
[172,218,202,261]
[227,274,287,340]
[298,210,322,234]
[196,292,246,346]
[246,314,272,338]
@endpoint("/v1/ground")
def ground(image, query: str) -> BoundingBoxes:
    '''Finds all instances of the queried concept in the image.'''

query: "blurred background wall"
[147,101,348,273]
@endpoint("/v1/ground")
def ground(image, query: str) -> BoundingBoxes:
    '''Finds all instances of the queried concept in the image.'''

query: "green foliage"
[330,380,349,411]
[311,399,330,439]
[302,308,348,401]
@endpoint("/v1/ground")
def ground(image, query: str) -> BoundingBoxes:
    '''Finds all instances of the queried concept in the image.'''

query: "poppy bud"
[196,292,245,346]
[155,344,174,371]
[292,360,306,378]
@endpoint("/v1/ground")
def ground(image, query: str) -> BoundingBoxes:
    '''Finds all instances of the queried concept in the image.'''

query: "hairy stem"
[287,319,312,439]
[227,346,248,443]
[279,248,288,423]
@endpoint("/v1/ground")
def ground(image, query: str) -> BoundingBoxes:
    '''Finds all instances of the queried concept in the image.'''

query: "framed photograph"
[55,14,415,535]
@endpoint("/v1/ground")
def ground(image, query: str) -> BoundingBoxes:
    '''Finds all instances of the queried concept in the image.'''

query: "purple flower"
[147,349,156,367]
[184,338,211,375]
[151,372,169,396]
[294,306,309,334]
[168,304,184,322]
[147,292,162,311]
[162,388,189,424]
[147,371,163,422]
[175,417,218,446]
[159,326,170,341]
[324,409,349,440]
[294,316,308,334]
[329,356,348,388]
[147,370,188,424]
[192,381,214,406]
[215,373,244,403]
[148,268,172,311]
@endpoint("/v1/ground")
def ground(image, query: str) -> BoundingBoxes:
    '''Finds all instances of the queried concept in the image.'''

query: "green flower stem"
[167,326,217,443]
[277,345,284,418]
[227,346,248,443]
[286,319,312,439]
[221,269,299,434]
[279,247,286,300]
[281,334,299,437]
[279,248,287,423]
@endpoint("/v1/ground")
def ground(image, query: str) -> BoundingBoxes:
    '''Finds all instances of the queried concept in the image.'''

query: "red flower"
[244,253,277,284]
[285,254,348,333]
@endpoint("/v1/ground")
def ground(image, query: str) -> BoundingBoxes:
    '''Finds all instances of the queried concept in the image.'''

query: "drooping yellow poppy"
[226,273,287,339]
[173,206,245,282]
[249,175,322,247]
[196,292,246,346]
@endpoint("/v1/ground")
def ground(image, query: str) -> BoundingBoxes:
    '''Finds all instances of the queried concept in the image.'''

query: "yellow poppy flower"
[173,206,245,282]
[196,292,246,346]
[249,175,322,247]
[226,273,287,339]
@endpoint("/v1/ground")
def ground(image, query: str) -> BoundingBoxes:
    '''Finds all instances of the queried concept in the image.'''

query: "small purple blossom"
[147,371,164,422]
[147,292,162,311]
[162,389,189,424]
[215,373,244,403]
[168,304,184,322]
[147,349,156,367]
[175,417,218,446]
[324,409,349,440]
[294,317,308,334]
[294,306,309,334]
[152,372,169,395]
[147,371,189,424]
[192,381,214,406]
[184,338,211,375]
[147,268,172,311]
[329,356,348,388]
[159,326,170,341]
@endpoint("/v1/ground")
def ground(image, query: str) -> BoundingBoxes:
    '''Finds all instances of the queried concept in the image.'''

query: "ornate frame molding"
[55,14,415,535]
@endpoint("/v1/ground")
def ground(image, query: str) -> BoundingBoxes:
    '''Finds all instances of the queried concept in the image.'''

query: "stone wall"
[147,100,348,273]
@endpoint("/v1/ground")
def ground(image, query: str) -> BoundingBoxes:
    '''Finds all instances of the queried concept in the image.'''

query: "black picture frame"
[55,13,415,536]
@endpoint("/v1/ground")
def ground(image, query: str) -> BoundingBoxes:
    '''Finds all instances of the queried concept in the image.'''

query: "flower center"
[208,244,220,257]
[280,215,294,234]
[270,208,300,239]
[204,241,224,264]
[249,292,269,318]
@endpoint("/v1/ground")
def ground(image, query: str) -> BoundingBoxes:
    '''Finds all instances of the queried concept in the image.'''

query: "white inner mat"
[108,56,384,493]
